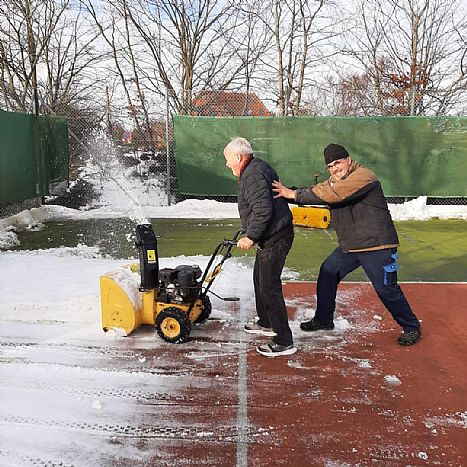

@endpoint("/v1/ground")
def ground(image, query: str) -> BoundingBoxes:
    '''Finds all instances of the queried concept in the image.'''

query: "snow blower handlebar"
[222,240,238,246]
[199,229,244,287]
[186,229,244,312]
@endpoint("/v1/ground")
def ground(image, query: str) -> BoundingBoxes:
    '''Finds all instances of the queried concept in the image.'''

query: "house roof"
[192,91,271,116]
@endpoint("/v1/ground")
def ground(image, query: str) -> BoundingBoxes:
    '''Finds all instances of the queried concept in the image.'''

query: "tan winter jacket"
[295,161,399,252]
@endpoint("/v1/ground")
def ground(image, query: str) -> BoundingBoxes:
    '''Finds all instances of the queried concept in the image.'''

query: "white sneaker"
[243,322,276,337]
[256,341,297,357]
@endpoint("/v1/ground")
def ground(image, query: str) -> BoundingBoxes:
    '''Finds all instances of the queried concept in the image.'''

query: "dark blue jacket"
[238,158,293,244]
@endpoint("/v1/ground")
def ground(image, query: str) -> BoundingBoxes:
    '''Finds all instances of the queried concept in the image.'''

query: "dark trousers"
[254,230,294,346]
[315,247,420,332]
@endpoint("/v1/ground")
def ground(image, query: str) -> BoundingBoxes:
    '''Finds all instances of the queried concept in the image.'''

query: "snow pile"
[0,199,239,248]
[0,249,122,320]
[0,205,82,230]
[388,196,467,220]
[384,374,402,386]
[0,246,257,325]
[0,227,20,249]
[84,198,239,220]
[102,265,142,312]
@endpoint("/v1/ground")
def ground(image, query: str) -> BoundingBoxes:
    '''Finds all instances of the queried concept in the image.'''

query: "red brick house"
[191,91,272,116]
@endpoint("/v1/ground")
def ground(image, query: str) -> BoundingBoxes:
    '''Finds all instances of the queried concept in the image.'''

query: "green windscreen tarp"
[0,110,68,205]
[173,115,467,197]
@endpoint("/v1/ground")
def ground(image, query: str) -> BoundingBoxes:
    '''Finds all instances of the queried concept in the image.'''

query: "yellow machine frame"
[291,205,331,229]
[100,272,203,337]
[100,224,241,343]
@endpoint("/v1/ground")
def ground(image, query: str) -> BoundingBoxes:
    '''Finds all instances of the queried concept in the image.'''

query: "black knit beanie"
[324,143,349,165]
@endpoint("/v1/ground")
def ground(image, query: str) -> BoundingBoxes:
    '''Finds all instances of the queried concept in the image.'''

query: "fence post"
[165,87,171,206]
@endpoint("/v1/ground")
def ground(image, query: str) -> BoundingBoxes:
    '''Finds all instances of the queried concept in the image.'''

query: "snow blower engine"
[100,224,241,343]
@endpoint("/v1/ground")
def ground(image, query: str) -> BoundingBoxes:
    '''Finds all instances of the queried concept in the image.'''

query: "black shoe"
[398,328,421,346]
[256,341,297,357]
[300,318,335,332]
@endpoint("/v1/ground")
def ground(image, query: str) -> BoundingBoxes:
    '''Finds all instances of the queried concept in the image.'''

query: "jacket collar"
[238,155,254,178]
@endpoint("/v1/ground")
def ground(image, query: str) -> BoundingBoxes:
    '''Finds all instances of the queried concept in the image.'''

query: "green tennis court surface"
[9,218,466,282]
[151,218,467,282]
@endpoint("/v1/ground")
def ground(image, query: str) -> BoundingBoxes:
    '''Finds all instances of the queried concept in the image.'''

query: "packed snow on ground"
[0,244,272,465]
[1,174,465,465]
[0,234,307,465]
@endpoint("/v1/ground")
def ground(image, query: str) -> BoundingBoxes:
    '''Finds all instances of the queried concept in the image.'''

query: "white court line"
[236,301,248,467]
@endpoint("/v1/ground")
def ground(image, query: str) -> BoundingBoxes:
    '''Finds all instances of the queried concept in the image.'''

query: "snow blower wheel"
[194,296,212,324]
[156,307,191,343]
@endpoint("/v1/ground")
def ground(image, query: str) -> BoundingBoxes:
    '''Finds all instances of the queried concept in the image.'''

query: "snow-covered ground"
[1,167,466,465]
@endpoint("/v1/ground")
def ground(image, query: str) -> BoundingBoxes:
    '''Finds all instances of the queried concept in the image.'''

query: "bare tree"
[82,0,157,152]
[0,0,68,112]
[341,0,467,115]
[84,0,265,115]
[254,0,342,115]
[0,0,104,115]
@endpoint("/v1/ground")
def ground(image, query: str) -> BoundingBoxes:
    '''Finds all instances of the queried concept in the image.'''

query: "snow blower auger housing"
[100,224,241,343]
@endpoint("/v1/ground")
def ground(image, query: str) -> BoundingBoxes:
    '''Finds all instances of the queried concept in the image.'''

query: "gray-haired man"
[224,137,296,356]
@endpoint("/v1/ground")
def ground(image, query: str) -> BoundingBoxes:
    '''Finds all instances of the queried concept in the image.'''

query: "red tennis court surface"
[141,282,467,466]
[1,282,466,466]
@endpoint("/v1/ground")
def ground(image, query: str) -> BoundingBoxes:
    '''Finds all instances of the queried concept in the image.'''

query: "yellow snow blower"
[100,224,241,343]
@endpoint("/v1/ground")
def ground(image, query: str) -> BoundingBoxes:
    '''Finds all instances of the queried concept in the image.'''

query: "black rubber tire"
[155,307,191,343]
[194,295,212,324]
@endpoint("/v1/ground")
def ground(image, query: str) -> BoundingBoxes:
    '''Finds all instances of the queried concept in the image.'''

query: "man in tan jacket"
[273,143,421,346]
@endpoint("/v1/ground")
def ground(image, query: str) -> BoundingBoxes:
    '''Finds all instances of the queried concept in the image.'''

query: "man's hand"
[272,180,297,200]
[237,237,255,250]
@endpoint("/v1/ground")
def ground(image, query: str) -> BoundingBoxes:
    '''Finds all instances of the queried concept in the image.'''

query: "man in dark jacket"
[224,137,296,357]
[272,143,421,346]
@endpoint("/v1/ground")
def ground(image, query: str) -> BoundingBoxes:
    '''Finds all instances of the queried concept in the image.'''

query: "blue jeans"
[315,247,420,332]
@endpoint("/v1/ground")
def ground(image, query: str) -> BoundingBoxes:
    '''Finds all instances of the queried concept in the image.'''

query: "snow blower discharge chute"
[100,224,240,343]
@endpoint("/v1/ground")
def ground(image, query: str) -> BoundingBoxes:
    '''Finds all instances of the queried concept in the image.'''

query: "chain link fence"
[0,198,42,220]
[1,88,466,220]
[170,90,272,204]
